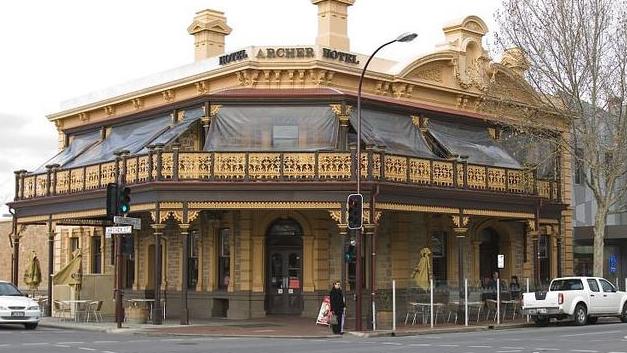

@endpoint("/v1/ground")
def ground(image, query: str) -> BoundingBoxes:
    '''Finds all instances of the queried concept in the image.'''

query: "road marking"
[101,351,118,353]
[22,343,48,346]
[127,339,149,343]
[501,347,525,349]
[496,351,522,353]
[440,344,460,347]
[535,349,559,351]
[469,346,493,348]
[381,342,402,346]
[92,341,120,344]
[409,343,432,347]
[159,338,185,342]
[78,348,96,351]
[571,350,598,353]
[55,345,71,348]
[58,341,85,344]
[0,344,10,347]
[561,330,621,337]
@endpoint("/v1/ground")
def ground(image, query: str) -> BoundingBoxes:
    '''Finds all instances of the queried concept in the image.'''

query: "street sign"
[114,216,141,230]
[497,254,505,269]
[105,226,132,236]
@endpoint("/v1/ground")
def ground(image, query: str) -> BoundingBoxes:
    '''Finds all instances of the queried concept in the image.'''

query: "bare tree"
[492,0,627,276]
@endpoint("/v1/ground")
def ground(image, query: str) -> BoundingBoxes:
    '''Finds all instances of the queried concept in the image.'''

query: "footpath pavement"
[39,316,531,338]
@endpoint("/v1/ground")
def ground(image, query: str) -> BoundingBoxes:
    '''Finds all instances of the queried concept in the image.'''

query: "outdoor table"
[61,300,90,322]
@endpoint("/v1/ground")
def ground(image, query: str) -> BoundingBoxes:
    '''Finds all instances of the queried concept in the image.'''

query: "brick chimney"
[311,0,355,51]
[187,9,232,62]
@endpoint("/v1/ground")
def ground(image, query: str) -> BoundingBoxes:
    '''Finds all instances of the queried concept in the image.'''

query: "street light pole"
[355,32,417,331]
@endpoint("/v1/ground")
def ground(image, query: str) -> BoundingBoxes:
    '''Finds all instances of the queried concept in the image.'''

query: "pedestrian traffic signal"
[347,193,363,230]
[118,186,131,214]
[106,183,118,219]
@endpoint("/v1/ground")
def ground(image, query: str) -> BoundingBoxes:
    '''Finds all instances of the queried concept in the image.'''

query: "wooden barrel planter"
[125,305,149,324]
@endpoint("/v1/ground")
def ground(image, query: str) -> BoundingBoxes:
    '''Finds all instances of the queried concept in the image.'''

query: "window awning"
[65,115,171,168]
[204,105,338,151]
[33,130,101,173]
[139,107,205,153]
[428,120,521,168]
[350,109,438,159]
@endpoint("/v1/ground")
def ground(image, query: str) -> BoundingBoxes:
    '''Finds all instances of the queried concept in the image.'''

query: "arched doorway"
[479,228,500,284]
[265,218,304,315]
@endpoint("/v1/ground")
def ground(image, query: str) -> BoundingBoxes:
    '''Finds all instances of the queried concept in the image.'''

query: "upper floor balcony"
[14,147,560,202]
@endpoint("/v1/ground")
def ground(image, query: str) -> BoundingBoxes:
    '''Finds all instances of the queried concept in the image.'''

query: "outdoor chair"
[86,301,103,322]
[53,300,70,320]
[75,301,89,322]
[485,299,498,322]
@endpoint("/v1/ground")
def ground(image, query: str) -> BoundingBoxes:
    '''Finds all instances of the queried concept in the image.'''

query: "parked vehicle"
[522,276,627,326]
[0,280,41,329]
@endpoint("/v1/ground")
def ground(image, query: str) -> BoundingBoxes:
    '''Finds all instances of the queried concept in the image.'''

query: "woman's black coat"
[329,288,345,313]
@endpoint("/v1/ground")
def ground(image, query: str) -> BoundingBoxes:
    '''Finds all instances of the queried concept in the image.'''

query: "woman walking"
[329,281,345,334]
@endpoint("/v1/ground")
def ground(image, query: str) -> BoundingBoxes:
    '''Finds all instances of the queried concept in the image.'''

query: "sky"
[0,0,501,217]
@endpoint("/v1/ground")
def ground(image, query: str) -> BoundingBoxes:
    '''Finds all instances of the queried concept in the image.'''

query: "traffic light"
[106,183,118,219]
[344,243,355,262]
[347,193,363,230]
[118,186,131,214]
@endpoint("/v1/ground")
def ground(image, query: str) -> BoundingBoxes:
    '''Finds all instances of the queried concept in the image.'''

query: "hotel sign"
[256,47,315,59]
[322,48,360,64]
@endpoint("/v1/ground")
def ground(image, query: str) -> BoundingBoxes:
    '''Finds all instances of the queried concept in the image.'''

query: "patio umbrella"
[412,247,432,290]
[52,249,82,286]
[23,252,42,290]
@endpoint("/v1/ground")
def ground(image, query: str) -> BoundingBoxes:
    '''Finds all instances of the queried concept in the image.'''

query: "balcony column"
[14,170,25,201]
[146,145,155,182]
[452,213,470,325]
[154,143,165,181]
[331,104,352,151]
[172,143,180,181]
[151,223,166,324]
[526,220,540,289]
[11,220,20,286]
[46,217,55,317]
[179,223,191,325]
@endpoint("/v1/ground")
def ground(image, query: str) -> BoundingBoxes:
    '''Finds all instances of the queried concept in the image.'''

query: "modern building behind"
[5,1,573,326]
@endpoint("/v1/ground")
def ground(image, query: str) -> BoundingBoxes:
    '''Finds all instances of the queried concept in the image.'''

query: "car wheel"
[24,323,38,330]
[587,316,598,324]
[621,303,627,323]
[574,304,587,326]
[534,317,549,327]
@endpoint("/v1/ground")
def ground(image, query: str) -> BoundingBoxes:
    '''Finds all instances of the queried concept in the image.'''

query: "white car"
[0,280,41,329]
[522,276,627,326]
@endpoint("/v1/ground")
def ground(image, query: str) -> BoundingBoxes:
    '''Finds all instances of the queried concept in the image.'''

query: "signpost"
[106,225,133,236]
[113,216,141,230]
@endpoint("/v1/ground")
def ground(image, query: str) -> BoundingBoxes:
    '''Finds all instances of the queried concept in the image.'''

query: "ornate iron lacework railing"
[15,150,560,201]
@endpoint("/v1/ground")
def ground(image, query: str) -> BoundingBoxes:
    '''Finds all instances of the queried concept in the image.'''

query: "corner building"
[8,1,573,326]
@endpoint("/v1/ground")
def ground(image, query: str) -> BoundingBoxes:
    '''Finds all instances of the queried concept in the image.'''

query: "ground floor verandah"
[16,201,572,327]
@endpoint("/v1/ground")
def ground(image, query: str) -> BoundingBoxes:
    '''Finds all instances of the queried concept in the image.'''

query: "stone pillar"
[472,240,481,285]
[303,235,315,292]
[187,9,232,61]
[151,223,165,325]
[311,0,355,51]
[251,235,264,292]
[180,223,190,325]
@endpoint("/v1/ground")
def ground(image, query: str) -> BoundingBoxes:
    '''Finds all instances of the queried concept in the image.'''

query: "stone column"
[151,223,165,325]
[251,235,264,292]
[303,235,315,292]
[179,223,190,325]
[453,226,468,325]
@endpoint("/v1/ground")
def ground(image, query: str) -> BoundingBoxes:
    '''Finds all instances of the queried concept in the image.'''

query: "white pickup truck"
[522,276,627,326]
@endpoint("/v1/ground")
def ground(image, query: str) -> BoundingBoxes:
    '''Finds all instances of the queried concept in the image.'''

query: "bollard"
[464,278,468,326]
[430,279,434,328]
[497,278,500,325]
[526,278,530,323]
[392,280,396,332]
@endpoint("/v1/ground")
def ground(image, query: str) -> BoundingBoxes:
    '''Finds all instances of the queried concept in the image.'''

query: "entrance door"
[265,218,304,315]
[480,228,500,283]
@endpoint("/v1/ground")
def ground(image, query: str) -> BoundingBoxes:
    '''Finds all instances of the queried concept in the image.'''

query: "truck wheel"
[587,316,598,324]
[574,304,587,326]
[534,317,549,326]
[621,303,627,323]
